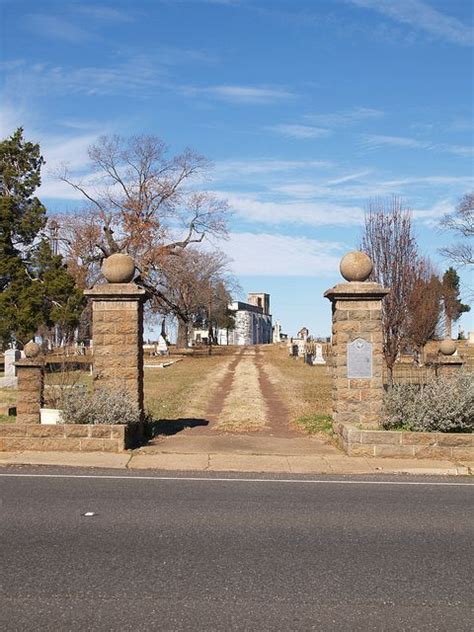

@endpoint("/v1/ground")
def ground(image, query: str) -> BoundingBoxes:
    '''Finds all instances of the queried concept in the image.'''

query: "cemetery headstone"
[157,335,169,356]
[4,348,21,377]
[313,343,326,365]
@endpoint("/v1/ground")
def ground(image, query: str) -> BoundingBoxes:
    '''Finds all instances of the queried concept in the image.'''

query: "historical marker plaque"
[347,338,372,379]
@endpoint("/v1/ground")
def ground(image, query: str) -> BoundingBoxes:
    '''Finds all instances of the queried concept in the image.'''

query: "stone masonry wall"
[331,295,384,426]
[325,281,388,428]
[334,420,473,460]
[16,362,44,424]
[0,423,141,452]
[87,285,146,412]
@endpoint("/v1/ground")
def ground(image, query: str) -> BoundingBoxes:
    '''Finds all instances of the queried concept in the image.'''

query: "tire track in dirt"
[255,348,295,437]
[205,346,296,437]
[204,348,246,426]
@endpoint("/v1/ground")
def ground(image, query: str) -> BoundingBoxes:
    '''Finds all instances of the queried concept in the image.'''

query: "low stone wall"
[0,424,143,453]
[334,421,473,460]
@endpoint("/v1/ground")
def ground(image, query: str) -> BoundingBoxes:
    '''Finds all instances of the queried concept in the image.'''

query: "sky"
[1,0,473,338]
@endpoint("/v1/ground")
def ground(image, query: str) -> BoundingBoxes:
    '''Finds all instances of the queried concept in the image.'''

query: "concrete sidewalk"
[0,432,471,476]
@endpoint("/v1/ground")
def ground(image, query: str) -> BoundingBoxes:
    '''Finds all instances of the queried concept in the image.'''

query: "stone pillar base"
[325,281,389,428]
[84,283,147,413]
[15,359,44,424]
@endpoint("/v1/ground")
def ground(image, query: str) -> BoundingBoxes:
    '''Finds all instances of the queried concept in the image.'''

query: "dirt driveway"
[203,347,296,437]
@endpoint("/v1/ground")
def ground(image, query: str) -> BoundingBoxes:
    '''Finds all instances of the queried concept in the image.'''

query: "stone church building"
[192,292,273,346]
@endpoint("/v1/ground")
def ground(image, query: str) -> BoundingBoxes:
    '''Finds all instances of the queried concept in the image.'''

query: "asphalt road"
[1,467,472,631]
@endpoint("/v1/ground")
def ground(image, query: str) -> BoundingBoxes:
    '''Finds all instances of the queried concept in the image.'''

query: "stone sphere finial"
[439,339,456,356]
[340,251,373,282]
[101,253,135,283]
[24,341,41,358]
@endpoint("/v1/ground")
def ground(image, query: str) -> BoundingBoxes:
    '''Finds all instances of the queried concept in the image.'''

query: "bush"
[61,387,141,425]
[383,373,474,433]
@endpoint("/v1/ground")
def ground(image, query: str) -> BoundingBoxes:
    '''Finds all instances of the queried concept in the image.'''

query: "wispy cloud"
[72,5,135,22]
[305,107,384,128]
[266,124,330,139]
[325,170,373,186]
[411,199,457,227]
[221,193,365,227]
[24,5,136,44]
[2,56,165,97]
[26,15,94,43]
[348,0,473,47]
[384,175,474,188]
[363,134,431,150]
[222,232,345,277]
[186,84,295,104]
[363,134,474,156]
[440,144,474,158]
[213,159,334,178]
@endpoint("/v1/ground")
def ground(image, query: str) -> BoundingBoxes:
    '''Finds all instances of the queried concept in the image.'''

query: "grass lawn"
[144,347,236,420]
[261,344,332,428]
[0,346,334,432]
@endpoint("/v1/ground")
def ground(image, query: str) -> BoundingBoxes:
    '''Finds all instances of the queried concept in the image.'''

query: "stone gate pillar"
[84,254,148,413]
[15,342,44,424]
[324,252,389,428]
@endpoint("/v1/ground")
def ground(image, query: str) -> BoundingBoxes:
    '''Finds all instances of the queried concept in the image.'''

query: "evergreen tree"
[442,267,470,338]
[0,128,84,348]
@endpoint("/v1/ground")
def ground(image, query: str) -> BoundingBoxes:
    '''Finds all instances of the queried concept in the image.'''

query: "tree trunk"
[386,364,394,387]
[176,317,189,349]
[445,313,452,338]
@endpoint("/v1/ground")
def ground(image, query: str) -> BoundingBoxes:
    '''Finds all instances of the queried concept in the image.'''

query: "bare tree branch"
[439,192,474,267]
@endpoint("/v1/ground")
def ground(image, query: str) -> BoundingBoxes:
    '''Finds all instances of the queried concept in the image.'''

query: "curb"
[0,451,471,476]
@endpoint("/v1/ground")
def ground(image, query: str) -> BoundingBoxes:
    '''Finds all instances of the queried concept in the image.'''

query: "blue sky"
[1,0,473,337]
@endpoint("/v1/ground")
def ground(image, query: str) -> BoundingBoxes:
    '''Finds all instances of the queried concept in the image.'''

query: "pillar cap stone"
[84,283,148,301]
[102,253,135,283]
[439,339,456,356]
[24,341,41,358]
[84,283,146,301]
[340,251,373,282]
[324,282,389,302]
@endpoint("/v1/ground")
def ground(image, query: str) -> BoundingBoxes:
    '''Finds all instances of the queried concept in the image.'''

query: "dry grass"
[144,351,235,420]
[215,356,268,432]
[0,387,17,406]
[260,344,332,425]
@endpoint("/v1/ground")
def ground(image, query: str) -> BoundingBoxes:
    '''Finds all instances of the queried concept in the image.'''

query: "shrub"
[383,372,474,433]
[61,387,141,425]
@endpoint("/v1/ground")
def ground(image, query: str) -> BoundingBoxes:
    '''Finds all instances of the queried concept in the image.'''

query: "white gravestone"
[4,349,21,377]
[313,343,326,365]
[157,335,169,356]
[273,320,281,344]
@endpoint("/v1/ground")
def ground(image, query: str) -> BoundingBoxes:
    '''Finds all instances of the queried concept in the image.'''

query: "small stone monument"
[313,343,326,365]
[157,335,169,356]
[4,348,21,377]
[325,251,389,428]
[273,320,282,344]
[84,253,148,414]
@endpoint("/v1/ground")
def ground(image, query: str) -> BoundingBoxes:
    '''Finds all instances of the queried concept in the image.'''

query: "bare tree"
[361,196,419,383]
[145,248,238,348]
[405,259,443,364]
[439,192,473,267]
[55,135,230,313]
